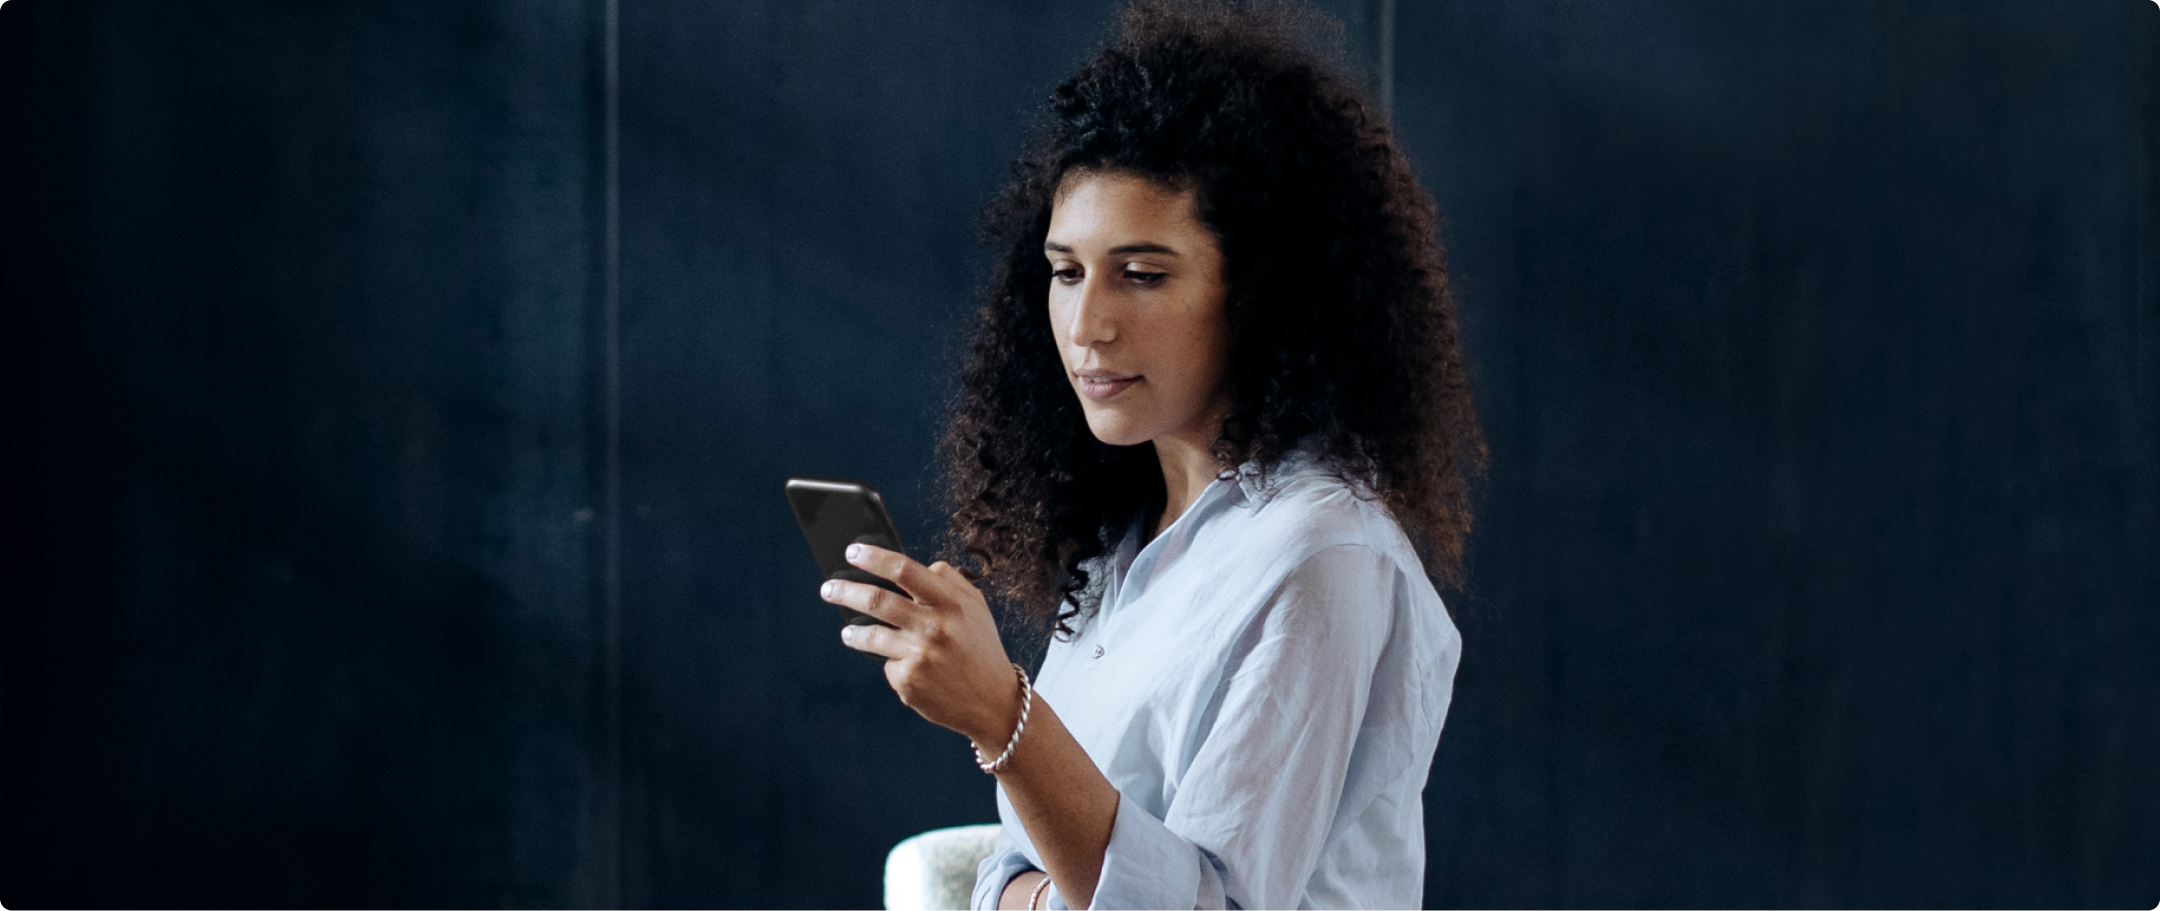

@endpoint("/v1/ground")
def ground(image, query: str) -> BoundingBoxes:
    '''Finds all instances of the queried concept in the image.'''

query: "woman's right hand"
[820,543,1022,750]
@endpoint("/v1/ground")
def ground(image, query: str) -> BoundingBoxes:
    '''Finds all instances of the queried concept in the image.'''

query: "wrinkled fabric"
[971,441,1461,910]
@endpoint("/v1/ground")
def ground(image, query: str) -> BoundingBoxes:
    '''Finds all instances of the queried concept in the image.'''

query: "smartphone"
[784,476,907,631]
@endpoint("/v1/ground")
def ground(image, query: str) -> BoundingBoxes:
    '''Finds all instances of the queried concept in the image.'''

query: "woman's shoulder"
[1228,448,1418,568]
[1227,463,1458,670]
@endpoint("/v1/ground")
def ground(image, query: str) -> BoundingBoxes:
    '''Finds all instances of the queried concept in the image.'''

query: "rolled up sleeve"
[972,826,1038,910]
[1085,791,1231,909]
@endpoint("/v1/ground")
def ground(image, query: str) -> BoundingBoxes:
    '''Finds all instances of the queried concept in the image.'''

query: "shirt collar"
[1227,434,1330,508]
[1110,435,1332,612]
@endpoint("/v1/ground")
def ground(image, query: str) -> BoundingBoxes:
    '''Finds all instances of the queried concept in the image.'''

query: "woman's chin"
[1083,414,1154,449]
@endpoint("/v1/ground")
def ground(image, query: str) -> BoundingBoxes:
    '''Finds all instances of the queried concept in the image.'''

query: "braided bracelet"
[973,663,1032,773]
[1026,874,1054,910]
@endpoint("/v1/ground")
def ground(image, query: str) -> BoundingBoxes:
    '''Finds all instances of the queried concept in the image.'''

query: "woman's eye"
[1051,267,1082,284]
[1126,270,1167,286]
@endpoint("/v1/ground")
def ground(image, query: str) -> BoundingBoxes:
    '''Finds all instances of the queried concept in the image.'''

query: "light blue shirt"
[971,440,1462,910]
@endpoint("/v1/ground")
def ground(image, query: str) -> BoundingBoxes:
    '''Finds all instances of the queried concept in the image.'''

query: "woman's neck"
[1145,427,1228,547]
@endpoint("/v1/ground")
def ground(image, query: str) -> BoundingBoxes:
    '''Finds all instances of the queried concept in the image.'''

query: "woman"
[818,1,1484,907]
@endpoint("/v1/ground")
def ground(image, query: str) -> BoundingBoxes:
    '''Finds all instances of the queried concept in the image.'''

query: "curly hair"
[931,0,1485,638]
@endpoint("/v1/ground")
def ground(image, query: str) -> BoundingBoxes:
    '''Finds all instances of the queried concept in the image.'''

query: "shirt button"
[1092,645,1105,659]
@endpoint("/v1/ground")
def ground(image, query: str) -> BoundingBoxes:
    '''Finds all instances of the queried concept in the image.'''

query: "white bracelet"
[1026,874,1054,910]
[973,663,1032,773]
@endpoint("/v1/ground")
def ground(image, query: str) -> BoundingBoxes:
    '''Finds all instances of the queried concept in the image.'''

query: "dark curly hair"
[931,0,1485,638]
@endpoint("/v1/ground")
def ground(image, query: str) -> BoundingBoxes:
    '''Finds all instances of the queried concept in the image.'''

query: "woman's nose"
[1063,275,1117,345]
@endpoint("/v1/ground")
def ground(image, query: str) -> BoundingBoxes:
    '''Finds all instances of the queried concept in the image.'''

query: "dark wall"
[3,0,2155,909]
[2,1,618,907]
[1396,3,2159,906]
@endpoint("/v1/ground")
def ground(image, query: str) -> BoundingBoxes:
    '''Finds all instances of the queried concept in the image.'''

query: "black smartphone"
[784,476,907,631]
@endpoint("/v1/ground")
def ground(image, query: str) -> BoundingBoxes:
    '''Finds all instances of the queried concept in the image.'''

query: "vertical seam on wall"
[602,0,624,906]
[1379,0,1394,119]
[2140,1,2158,601]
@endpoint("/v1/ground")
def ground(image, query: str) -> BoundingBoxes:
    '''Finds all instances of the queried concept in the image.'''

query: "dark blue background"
[3,0,2154,907]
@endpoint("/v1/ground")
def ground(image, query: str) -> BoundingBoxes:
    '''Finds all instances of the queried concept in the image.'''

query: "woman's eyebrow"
[1043,240,1182,257]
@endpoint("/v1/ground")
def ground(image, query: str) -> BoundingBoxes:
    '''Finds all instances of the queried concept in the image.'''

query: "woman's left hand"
[820,544,1020,747]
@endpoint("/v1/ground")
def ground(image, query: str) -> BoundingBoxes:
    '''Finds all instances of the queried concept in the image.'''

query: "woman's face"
[1045,169,1233,451]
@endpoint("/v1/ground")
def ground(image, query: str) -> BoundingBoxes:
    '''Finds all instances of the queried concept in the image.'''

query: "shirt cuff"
[1089,792,1231,910]
[974,845,1038,910]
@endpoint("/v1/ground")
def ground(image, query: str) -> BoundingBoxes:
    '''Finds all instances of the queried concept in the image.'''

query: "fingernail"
[821,580,836,598]
[846,543,863,560]
[840,625,855,644]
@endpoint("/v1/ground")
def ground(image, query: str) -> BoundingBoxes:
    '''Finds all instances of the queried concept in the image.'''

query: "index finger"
[844,543,952,608]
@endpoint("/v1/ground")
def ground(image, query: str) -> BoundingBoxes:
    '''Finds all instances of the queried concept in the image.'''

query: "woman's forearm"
[974,696,1118,909]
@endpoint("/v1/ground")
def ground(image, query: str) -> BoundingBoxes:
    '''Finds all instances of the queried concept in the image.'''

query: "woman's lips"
[1078,374,1140,400]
